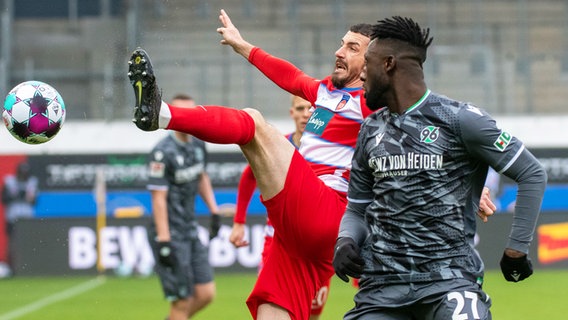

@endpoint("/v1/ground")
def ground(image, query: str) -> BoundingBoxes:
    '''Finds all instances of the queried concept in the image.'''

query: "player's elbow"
[528,161,548,187]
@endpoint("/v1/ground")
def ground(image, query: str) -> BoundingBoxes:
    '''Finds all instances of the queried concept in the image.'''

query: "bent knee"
[195,283,216,304]
[199,290,215,304]
[242,108,266,127]
[241,108,283,140]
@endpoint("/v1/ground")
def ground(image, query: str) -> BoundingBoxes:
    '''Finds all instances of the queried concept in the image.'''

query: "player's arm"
[230,165,257,247]
[147,151,177,268]
[460,107,547,253]
[460,106,547,281]
[217,9,319,103]
[147,151,171,242]
[150,187,177,268]
[198,171,219,214]
[198,171,222,239]
[493,151,546,252]
[493,147,546,281]
[196,141,222,239]
[334,128,373,282]
[338,124,374,244]
[150,188,170,241]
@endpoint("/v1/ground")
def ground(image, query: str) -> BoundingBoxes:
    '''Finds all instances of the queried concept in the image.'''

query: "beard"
[364,90,384,111]
[331,73,347,89]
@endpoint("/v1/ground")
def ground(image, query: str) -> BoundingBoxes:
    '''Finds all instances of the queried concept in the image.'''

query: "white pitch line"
[0,276,107,320]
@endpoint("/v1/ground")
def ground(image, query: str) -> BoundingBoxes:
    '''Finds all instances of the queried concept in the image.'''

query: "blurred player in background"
[1,161,38,277]
[229,95,331,319]
[333,16,547,319]
[146,94,222,320]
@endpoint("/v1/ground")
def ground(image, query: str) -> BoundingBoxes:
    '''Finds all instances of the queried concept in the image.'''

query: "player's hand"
[157,241,176,268]
[333,237,364,282]
[500,249,533,282]
[477,187,497,222]
[210,214,221,239]
[216,9,254,57]
[229,223,249,247]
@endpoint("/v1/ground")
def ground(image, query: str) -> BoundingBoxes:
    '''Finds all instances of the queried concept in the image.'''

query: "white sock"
[158,101,171,128]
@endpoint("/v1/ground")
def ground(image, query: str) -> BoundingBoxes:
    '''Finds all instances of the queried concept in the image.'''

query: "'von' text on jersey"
[368,152,443,178]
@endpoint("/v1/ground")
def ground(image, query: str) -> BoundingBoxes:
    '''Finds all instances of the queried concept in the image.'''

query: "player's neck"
[292,131,302,147]
[390,86,429,115]
[173,131,191,143]
[344,78,363,89]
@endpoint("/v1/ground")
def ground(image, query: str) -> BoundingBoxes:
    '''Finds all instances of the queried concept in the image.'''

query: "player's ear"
[384,55,396,72]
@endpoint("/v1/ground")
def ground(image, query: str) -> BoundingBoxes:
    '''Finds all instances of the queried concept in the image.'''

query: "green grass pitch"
[0,270,567,319]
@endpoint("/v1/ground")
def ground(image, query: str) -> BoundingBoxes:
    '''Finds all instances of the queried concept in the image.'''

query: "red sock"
[167,104,255,145]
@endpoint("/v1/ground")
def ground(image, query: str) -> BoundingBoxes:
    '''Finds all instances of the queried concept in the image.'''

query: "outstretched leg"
[128,48,344,320]
[128,48,294,200]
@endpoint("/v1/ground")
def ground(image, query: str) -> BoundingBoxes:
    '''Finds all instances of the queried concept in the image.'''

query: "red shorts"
[246,150,347,319]
[260,234,331,316]
[310,277,331,316]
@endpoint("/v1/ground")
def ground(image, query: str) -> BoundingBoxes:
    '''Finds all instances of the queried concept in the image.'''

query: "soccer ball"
[2,80,66,144]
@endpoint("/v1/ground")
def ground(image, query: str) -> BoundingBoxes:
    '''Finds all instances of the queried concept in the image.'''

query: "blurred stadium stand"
[1,0,568,121]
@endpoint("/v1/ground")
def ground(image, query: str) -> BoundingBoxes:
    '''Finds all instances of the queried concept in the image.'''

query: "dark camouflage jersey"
[341,90,546,285]
[147,133,207,240]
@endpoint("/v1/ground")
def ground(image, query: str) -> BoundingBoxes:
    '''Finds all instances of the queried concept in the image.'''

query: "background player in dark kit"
[146,94,221,320]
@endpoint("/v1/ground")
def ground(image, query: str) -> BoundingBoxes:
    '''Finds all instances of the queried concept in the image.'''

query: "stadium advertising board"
[1,149,567,219]
[2,148,568,276]
[29,152,248,190]
[11,216,267,276]
[10,212,568,276]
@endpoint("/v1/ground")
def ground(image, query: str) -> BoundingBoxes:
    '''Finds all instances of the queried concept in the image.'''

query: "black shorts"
[344,278,492,320]
[150,236,213,301]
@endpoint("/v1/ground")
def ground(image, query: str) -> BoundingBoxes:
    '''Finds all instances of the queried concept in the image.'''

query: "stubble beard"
[331,73,347,89]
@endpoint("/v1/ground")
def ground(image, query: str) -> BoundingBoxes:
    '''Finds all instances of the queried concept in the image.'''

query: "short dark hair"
[171,93,193,101]
[350,23,373,38]
[371,16,433,63]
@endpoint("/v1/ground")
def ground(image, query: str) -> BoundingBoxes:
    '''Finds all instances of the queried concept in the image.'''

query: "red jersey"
[249,48,373,193]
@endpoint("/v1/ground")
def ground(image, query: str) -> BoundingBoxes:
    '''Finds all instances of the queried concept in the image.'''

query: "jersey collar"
[404,89,431,114]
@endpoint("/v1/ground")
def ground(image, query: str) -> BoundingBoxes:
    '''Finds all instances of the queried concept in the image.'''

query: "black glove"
[157,241,176,268]
[209,214,221,239]
[333,237,365,282]
[500,251,533,282]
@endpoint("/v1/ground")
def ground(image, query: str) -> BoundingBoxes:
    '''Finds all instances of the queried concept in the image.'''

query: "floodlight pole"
[0,0,13,97]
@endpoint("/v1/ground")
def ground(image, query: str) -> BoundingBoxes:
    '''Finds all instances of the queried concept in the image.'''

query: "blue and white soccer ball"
[2,80,66,144]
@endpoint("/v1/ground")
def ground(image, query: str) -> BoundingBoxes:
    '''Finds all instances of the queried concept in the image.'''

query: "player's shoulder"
[427,91,486,115]
[422,91,462,113]
[192,137,207,149]
[359,109,387,136]
[362,107,388,124]
[420,91,486,130]
[426,92,499,140]
[320,76,333,88]
[150,135,177,156]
